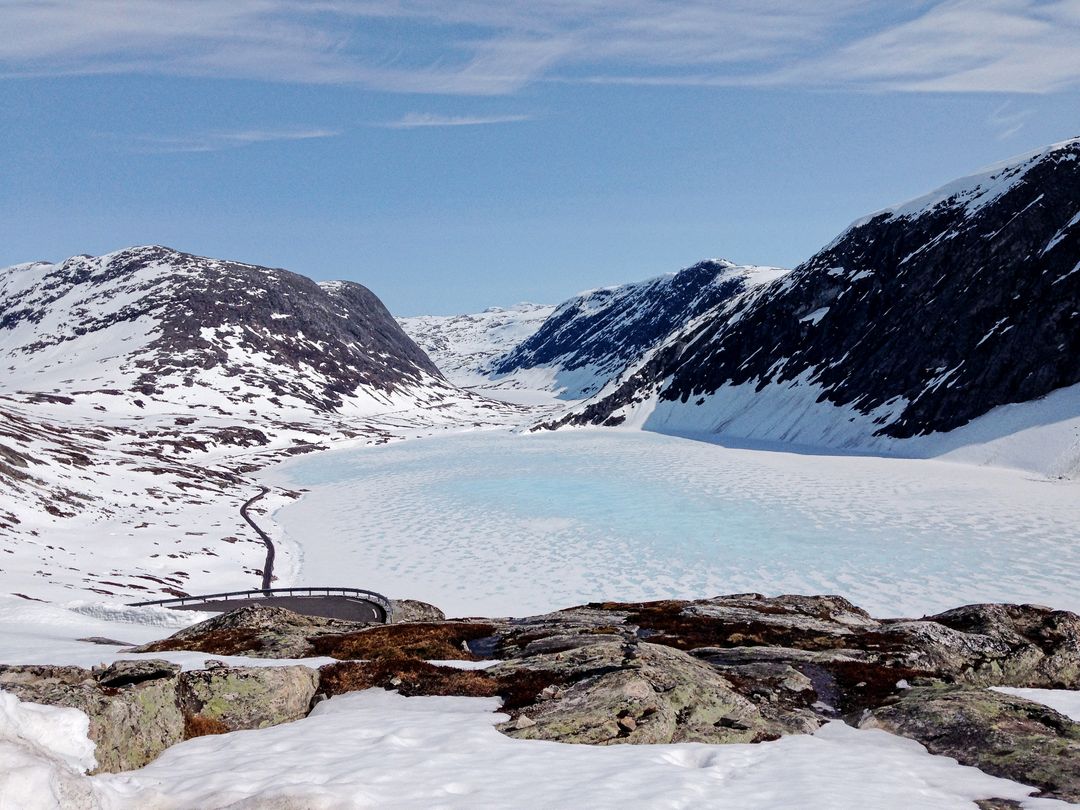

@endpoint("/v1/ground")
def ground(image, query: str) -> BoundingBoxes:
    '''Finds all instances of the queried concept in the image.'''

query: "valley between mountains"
[1,137,1079,809]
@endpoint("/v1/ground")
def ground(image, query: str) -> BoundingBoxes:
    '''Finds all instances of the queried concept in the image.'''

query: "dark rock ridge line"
[547,138,1080,440]
[489,260,781,398]
[9,594,1078,802]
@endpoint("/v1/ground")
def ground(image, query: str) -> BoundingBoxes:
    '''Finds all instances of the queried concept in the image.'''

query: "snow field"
[266,429,1080,619]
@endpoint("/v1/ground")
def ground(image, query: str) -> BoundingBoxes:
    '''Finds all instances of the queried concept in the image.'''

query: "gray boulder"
[0,660,184,773]
[179,664,319,734]
[862,685,1080,803]
[391,598,446,623]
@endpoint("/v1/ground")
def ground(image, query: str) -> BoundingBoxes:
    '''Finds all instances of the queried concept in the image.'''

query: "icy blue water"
[268,429,1080,618]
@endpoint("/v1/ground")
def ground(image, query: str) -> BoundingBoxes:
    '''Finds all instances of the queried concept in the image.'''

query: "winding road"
[240,485,275,591]
[129,486,392,622]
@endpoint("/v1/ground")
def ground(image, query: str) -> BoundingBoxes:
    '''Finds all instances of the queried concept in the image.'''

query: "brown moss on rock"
[310,622,496,661]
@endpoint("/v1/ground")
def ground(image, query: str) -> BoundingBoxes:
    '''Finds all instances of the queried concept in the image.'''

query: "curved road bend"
[161,487,385,621]
[240,486,275,591]
[166,592,386,622]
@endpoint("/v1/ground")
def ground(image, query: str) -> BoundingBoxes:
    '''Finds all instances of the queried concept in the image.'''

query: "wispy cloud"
[770,0,1080,94]
[1,1,1078,95]
[125,128,341,153]
[378,113,532,129]
[988,101,1035,140]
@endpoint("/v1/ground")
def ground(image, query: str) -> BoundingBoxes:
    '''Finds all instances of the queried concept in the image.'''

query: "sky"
[1,1,1079,314]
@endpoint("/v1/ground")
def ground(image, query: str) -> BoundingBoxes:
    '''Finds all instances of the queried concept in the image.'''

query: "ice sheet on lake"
[265,430,1080,618]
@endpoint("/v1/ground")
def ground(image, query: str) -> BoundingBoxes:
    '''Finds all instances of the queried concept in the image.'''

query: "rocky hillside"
[0,247,525,603]
[1,245,445,415]
[550,138,1080,467]
[489,260,787,399]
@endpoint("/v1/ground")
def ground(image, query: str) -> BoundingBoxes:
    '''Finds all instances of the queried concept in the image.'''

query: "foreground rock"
[0,658,322,772]
[6,593,1078,795]
[131,604,373,658]
[863,685,1080,803]
[492,640,817,745]
[0,660,184,772]
[180,663,319,736]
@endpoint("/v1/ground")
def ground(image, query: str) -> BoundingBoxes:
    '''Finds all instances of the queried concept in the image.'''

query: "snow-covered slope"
[489,260,787,400]
[550,137,1080,477]
[0,246,528,603]
[398,303,555,402]
[1,245,447,416]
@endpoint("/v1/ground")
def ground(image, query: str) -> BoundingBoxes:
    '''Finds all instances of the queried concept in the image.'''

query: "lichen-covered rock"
[131,604,372,658]
[923,603,1080,688]
[0,660,183,773]
[861,685,1080,803]
[179,665,319,734]
[391,599,446,623]
[492,640,817,745]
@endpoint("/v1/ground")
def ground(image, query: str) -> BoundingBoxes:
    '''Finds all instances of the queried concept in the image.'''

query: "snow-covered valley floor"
[264,429,1080,619]
[4,422,1080,809]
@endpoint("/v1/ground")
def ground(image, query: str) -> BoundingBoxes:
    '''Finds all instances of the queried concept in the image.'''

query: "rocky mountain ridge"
[488,259,787,399]
[2,245,445,415]
[538,138,1080,473]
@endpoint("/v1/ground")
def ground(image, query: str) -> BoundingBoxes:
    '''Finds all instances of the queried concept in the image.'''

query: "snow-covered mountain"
[487,260,787,400]
[0,246,526,602]
[547,137,1080,476]
[398,303,554,401]
[2,245,447,417]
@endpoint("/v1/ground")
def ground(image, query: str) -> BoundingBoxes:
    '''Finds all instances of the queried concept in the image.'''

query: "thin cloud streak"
[988,102,1035,140]
[377,113,533,129]
[125,128,342,153]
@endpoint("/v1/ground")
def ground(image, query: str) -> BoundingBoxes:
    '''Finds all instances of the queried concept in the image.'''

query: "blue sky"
[1,1,1079,314]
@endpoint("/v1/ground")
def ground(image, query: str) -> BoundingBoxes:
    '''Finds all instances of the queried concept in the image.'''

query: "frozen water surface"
[266,430,1080,618]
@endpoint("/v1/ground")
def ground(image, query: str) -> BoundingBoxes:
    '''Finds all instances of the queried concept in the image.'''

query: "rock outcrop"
[863,685,1080,803]
[0,660,184,773]
[131,604,373,659]
[391,599,447,623]
[180,663,319,735]
[5,594,1078,797]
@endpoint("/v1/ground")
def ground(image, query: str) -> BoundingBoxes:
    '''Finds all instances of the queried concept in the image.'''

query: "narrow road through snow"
[240,485,275,590]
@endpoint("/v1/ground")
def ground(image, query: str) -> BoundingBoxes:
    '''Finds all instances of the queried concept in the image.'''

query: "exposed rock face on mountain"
[1,245,442,413]
[549,138,1080,463]
[488,260,786,399]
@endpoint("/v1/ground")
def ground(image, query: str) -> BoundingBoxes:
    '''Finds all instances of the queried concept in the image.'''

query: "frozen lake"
[266,430,1080,618]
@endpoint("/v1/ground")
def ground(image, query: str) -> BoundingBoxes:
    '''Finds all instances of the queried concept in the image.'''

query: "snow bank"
[86,689,1065,809]
[0,691,100,810]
